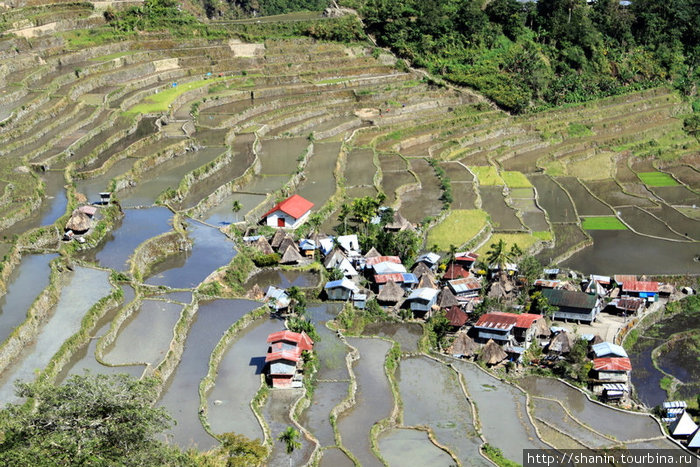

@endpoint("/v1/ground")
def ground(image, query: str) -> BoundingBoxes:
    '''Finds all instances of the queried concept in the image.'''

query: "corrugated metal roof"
[365,256,402,266]
[407,287,438,301]
[374,273,417,284]
[447,277,482,294]
[265,349,301,363]
[614,274,637,284]
[416,252,440,265]
[542,289,597,310]
[455,252,478,262]
[590,274,611,284]
[663,401,688,409]
[592,342,628,358]
[474,312,518,330]
[593,357,631,372]
[325,278,359,293]
[622,280,659,293]
[534,279,561,288]
[515,313,542,329]
[443,263,470,280]
[373,262,407,274]
[267,330,314,350]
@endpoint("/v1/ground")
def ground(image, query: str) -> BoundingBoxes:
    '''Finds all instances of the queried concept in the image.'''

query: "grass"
[89,51,138,62]
[566,152,615,180]
[568,122,593,138]
[482,444,520,467]
[533,230,552,241]
[637,171,680,187]
[469,166,503,185]
[126,76,230,115]
[581,216,628,230]
[501,171,532,188]
[477,232,539,255]
[427,209,488,250]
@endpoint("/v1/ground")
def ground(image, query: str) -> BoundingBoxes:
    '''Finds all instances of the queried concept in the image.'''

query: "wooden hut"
[278,235,297,254]
[449,333,478,357]
[245,284,265,300]
[280,245,303,265]
[377,280,405,305]
[65,210,91,235]
[254,236,275,255]
[437,286,460,309]
[364,247,381,258]
[548,331,574,354]
[479,339,507,366]
[417,273,437,289]
[270,230,286,249]
[446,305,468,328]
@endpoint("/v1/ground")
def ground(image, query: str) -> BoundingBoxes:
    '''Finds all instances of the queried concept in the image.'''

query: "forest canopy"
[361,0,699,111]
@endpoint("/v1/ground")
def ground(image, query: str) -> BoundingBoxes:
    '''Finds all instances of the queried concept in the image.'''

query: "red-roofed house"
[454,252,478,266]
[365,256,402,266]
[261,194,314,229]
[443,263,470,280]
[265,330,314,388]
[593,357,631,382]
[446,306,468,328]
[472,312,543,348]
[622,280,659,303]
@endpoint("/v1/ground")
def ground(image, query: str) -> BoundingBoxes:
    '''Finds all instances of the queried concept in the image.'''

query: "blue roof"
[592,342,628,358]
[402,273,418,284]
[324,279,359,293]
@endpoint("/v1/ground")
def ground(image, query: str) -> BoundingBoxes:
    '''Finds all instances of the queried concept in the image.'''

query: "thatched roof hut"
[385,211,413,231]
[479,339,507,365]
[534,316,550,338]
[412,262,433,278]
[254,236,274,255]
[364,247,381,258]
[417,274,437,289]
[278,235,298,253]
[280,245,303,264]
[65,210,91,234]
[487,280,516,300]
[446,306,468,327]
[437,286,460,309]
[270,230,286,249]
[449,332,478,357]
[548,331,574,354]
[377,280,405,304]
[245,284,265,300]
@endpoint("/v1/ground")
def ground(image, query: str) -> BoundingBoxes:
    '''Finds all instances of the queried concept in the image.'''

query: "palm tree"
[277,426,301,454]
[486,239,514,283]
[232,200,242,222]
[338,203,351,234]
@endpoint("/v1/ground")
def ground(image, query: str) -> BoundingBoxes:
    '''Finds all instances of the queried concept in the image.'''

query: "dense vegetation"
[361,0,699,112]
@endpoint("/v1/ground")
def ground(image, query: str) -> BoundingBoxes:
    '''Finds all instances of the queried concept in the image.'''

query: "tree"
[328,268,344,281]
[287,286,307,316]
[232,200,242,222]
[0,373,189,466]
[519,255,543,293]
[486,239,515,282]
[218,432,266,466]
[277,427,301,454]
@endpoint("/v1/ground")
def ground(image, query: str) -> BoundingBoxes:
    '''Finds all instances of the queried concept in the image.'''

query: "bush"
[252,253,280,267]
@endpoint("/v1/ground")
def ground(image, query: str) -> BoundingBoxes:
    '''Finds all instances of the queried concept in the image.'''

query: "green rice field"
[581,217,628,230]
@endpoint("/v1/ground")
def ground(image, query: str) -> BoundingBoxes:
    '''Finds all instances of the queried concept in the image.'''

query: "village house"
[324,278,359,301]
[414,252,440,270]
[265,330,314,388]
[605,297,645,316]
[454,251,478,269]
[443,262,471,280]
[264,286,290,311]
[621,280,659,303]
[406,287,439,319]
[373,272,417,292]
[376,280,405,306]
[592,357,631,383]
[542,289,603,323]
[669,412,698,441]
[446,277,482,300]
[472,312,544,348]
[446,306,468,330]
[261,194,314,229]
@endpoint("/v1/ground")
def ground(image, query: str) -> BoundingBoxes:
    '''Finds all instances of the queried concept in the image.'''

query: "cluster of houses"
[251,194,679,403]
[663,401,700,451]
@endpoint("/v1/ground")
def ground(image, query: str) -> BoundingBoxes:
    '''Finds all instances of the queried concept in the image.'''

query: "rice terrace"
[0,0,698,465]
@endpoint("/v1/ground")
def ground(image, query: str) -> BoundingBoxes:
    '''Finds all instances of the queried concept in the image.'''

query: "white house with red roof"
[472,312,544,348]
[261,194,314,229]
[265,330,314,388]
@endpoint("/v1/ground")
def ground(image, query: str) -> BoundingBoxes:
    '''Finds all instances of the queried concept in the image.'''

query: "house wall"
[327,288,352,301]
[476,329,511,343]
[597,371,629,382]
[264,209,310,229]
[553,308,595,322]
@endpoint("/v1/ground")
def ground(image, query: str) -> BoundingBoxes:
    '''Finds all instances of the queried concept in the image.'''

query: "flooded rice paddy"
[0,254,57,345]
[0,266,113,405]
[145,221,235,289]
[158,299,260,449]
[337,338,393,466]
[378,428,455,466]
